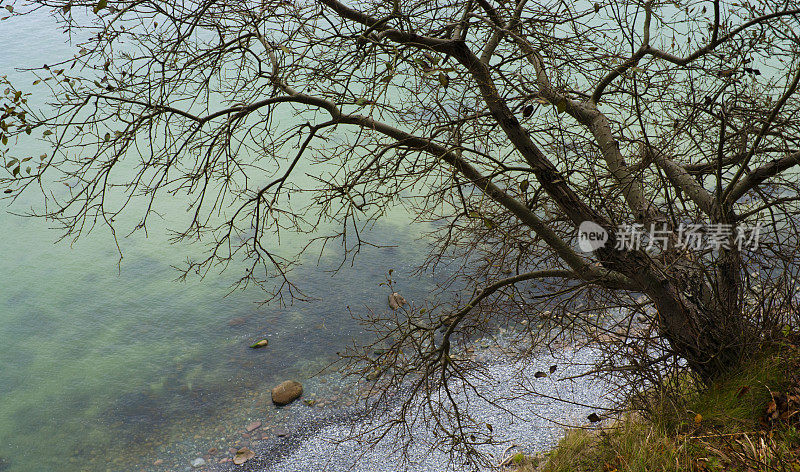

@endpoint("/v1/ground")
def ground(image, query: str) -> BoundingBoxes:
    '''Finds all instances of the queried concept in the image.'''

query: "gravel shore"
[218,346,611,472]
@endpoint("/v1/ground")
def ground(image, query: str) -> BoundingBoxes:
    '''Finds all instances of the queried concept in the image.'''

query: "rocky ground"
[191,344,611,472]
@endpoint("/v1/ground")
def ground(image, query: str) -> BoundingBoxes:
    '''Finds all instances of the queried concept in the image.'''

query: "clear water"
[0,11,435,472]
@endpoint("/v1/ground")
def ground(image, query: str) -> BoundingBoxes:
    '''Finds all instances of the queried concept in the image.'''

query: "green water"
[0,12,434,472]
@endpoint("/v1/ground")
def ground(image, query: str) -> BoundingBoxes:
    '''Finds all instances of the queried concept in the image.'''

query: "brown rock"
[153,459,164,466]
[245,421,262,432]
[388,292,407,310]
[232,447,255,465]
[271,380,303,406]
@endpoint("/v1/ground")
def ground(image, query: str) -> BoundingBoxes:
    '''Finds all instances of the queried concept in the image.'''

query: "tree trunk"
[653,292,748,381]
[599,243,754,382]
[647,255,755,382]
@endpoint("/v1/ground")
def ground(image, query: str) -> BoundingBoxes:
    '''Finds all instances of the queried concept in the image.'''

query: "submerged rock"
[190,457,206,468]
[232,447,255,465]
[388,292,407,310]
[271,380,303,405]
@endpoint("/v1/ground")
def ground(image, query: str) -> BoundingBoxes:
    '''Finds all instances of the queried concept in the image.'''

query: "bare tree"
[2,0,800,466]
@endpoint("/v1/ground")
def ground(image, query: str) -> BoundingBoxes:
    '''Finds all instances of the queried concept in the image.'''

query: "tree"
[2,0,800,465]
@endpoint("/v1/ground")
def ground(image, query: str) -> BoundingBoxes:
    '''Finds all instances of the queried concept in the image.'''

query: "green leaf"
[438,72,449,88]
[93,0,107,14]
[519,180,529,192]
[483,218,496,229]
[25,166,30,174]
[12,166,19,177]
[379,74,393,83]
[468,210,481,219]
[555,99,567,114]
[42,130,53,136]
[5,158,18,168]
[5,5,13,13]
[413,57,429,70]
[512,453,525,465]
[1,136,7,145]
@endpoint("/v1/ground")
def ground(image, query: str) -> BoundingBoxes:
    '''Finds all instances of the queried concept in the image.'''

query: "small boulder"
[245,421,262,432]
[388,292,407,310]
[271,380,303,406]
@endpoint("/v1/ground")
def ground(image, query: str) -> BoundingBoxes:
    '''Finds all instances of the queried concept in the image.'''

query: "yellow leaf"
[694,413,702,425]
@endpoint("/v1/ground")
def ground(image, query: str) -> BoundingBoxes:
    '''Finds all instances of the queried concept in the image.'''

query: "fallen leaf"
[694,413,703,425]
[249,339,269,349]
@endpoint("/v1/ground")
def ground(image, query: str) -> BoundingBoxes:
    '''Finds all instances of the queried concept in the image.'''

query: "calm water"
[0,11,436,472]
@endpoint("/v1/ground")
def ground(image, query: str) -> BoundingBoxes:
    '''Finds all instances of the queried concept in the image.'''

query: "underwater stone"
[271,380,303,406]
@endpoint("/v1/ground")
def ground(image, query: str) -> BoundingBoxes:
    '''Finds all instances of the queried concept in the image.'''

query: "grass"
[512,343,800,472]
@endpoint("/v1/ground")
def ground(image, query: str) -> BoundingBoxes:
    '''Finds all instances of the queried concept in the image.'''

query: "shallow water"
[0,11,437,472]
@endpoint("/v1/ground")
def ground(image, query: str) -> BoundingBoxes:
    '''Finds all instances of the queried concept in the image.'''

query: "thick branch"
[726,151,800,204]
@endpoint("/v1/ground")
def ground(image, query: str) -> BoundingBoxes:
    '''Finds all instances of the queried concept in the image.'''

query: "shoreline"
[205,342,610,472]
